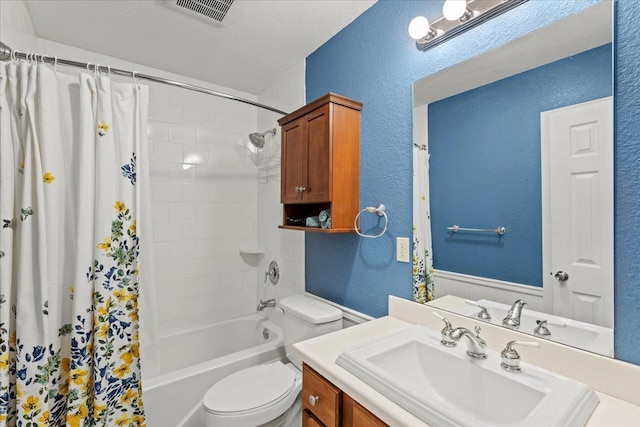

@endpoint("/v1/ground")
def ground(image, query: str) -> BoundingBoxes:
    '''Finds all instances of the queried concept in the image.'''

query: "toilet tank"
[280,295,342,368]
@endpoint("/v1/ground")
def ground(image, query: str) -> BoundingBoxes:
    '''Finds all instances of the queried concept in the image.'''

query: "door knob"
[554,271,569,281]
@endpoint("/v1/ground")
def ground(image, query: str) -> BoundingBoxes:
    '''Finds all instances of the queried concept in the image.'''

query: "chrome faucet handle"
[534,320,551,336]
[465,300,491,320]
[500,340,540,372]
[533,319,568,337]
[432,311,456,347]
[264,261,280,285]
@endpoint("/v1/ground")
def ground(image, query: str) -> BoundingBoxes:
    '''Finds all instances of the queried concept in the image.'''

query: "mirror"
[413,2,614,357]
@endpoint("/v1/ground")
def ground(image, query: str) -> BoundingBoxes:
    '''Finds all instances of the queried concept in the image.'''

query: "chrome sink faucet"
[257,298,276,311]
[450,326,487,359]
[502,299,527,328]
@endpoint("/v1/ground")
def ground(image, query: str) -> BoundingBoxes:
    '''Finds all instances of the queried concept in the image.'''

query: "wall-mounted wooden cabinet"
[277,93,361,233]
[302,364,388,427]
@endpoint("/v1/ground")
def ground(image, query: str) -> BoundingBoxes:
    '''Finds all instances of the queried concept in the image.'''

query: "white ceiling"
[23,0,376,95]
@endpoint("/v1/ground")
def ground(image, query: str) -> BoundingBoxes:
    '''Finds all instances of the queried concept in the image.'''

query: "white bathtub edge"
[143,319,283,391]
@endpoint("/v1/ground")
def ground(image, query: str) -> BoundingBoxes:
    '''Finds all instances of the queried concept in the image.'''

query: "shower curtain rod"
[0,41,289,116]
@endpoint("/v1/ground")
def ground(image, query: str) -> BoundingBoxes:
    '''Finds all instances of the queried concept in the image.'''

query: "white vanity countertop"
[293,316,640,427]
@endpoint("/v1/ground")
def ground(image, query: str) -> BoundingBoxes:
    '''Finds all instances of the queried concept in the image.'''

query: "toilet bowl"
[202,361,301,427]
[201,295,342,427]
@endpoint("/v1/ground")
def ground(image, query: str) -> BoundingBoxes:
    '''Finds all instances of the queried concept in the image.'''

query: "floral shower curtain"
[0,61,150,426]
[412,112,435,304]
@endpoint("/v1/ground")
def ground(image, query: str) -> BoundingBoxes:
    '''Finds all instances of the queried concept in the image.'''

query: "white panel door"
[541,97,613,328]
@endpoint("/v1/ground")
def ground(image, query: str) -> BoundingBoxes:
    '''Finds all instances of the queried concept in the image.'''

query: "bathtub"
[143,314,285,427]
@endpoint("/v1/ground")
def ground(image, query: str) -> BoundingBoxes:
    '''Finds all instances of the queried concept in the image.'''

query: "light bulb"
[442,0,467,21]
[408,16,431,40]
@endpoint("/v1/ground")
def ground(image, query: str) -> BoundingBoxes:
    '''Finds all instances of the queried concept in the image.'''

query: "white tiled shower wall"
[146,77,260,335]
[256,62,306,328]
[1,0,307,339]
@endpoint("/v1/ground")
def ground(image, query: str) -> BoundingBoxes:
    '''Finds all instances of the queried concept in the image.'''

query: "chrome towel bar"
[447,225,506,235]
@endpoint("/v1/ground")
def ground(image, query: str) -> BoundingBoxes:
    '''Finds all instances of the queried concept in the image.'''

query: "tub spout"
[257,298,277,311]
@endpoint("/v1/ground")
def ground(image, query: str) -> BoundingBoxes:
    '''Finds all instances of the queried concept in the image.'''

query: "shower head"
[249,128,276,149]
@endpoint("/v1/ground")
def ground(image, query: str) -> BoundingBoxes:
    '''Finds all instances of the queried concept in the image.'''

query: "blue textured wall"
[304,0,640,364]
[429,45,612,287]
[613,1,640,365]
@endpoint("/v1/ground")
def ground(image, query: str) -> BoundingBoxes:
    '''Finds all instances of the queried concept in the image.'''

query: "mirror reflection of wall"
[429,44,611,287]
[413,2,614,357]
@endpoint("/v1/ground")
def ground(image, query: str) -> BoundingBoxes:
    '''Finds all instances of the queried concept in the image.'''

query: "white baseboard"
[434,269,544,312]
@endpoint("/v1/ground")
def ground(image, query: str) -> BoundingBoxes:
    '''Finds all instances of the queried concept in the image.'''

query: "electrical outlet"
[397,237,410,263]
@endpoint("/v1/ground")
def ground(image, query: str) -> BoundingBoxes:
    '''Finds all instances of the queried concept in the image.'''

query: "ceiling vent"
[169,0,234,23]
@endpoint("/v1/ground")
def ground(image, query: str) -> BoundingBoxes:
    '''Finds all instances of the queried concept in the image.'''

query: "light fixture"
[409,0,529,51]
[442,0,471,21]
[408,16,436,40]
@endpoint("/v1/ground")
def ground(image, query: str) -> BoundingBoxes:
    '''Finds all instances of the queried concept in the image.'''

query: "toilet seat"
[202,361,301,427]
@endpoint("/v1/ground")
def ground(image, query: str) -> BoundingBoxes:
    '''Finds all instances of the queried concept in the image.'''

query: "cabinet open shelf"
[278,225,356,234]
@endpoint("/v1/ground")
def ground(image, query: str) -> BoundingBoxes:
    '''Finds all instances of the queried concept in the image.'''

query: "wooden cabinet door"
[302,365,340,427]
[342,394,388,427]
[351,403,388,427]
[303,409,326,427]
[303,104,331,202]
[281,118,306,203]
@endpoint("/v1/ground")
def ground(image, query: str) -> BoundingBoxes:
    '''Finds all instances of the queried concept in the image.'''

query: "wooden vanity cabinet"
[303,364,388,427]
[278,93,361,233]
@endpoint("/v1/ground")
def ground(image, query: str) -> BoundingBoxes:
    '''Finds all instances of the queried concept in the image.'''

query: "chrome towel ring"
[354,204,388,238]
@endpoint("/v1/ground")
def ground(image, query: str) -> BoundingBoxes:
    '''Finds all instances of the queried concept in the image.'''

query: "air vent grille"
[175,0,234,22]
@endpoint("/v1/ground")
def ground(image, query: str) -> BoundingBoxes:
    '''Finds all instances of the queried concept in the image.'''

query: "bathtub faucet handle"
[264,261,280,285]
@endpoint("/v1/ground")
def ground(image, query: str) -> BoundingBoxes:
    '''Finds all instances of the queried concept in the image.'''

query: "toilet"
[201,295,342,427]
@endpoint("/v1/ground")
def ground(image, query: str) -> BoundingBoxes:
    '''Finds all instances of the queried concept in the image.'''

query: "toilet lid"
[203,361,296,414]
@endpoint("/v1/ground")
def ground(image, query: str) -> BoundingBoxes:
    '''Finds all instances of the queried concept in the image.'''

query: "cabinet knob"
[300,186,306,192]
[295,186,301,192]
[308,395,320,406]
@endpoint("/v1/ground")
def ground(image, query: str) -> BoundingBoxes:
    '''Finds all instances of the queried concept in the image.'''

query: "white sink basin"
[336,326,598,427]
[458,299,613,356]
